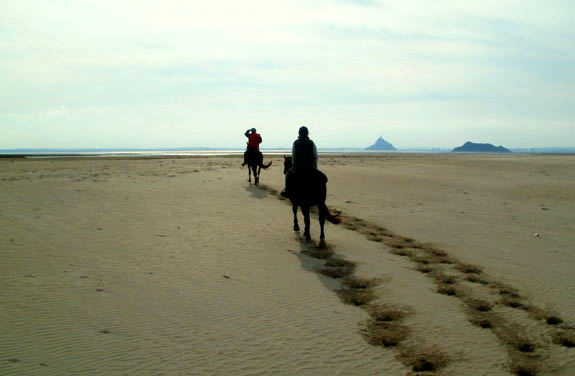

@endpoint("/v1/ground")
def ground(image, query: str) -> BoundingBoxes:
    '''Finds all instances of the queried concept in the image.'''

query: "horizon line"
[2,146,575,152]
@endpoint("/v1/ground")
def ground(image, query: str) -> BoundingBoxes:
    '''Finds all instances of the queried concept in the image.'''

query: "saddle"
[245,149,263,164]
[286,168,328,193]
[295,168,327,184]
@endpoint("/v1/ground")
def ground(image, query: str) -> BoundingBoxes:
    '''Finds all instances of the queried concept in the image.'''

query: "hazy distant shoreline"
[1,147,575,158]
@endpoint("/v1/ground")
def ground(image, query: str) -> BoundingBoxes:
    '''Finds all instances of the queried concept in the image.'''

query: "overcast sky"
[1,0,574,149]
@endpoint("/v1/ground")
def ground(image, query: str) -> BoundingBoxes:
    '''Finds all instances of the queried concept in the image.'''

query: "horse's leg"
[292,203,300,231]
[253,165,257,184]
[254,154,261,184]
[318,209,327,249]
[302,206,311,242]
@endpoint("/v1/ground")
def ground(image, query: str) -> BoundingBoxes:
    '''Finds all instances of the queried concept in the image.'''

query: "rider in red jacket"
[242,128,262,166]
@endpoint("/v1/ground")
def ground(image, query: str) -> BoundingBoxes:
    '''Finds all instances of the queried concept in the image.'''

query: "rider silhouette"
[242,128,262,167]
[281,126,326,197]
[291,126,317,169]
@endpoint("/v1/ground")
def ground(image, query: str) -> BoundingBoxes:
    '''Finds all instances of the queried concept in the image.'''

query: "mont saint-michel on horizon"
[365,136,397,151]
[363,137,516,153]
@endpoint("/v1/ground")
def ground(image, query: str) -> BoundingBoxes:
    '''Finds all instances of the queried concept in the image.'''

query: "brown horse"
[283,156,340,248]
[246,150,271,185]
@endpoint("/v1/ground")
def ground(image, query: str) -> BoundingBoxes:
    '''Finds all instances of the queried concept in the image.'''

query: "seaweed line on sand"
[257,185,572,374]
[295,235,450,372]
[336,211,575,375]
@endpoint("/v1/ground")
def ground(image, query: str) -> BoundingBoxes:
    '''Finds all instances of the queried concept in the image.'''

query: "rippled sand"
[1,154,574,375]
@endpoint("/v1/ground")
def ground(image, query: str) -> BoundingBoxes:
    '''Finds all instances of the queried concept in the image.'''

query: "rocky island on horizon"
[365,136,397,151]
[453,141,511,153]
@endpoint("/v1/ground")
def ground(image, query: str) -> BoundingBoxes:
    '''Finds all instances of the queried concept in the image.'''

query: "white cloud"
[43,106,70,118]
[4,107,69,119]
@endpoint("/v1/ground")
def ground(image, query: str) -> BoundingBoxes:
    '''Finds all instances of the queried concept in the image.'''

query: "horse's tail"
[260,161,272,169]
[319,203,341,224]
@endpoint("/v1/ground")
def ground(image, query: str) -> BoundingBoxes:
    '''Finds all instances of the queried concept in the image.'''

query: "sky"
[1,0,574,149]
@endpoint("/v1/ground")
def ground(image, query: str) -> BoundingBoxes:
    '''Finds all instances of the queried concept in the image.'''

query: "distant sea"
[1,147,574,158]
[0,148,416,158]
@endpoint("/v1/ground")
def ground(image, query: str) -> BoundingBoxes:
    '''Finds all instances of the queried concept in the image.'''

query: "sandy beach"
[1,154,574,375]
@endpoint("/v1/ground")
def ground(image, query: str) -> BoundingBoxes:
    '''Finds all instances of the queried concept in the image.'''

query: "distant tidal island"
[365,136,397,151]
[453,141,511,153]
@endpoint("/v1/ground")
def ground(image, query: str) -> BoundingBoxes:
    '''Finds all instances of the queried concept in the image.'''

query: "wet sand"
[1,154,574,375]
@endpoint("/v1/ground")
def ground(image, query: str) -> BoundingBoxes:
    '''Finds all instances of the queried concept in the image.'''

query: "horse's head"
[283,155,293,174]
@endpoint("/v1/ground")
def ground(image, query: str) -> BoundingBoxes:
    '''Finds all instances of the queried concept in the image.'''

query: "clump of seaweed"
[388,241,407,249]
[466,273,489,285]
[421,247,457,264]
[546,316,563,326]
[502,297,524,309]
[499,322,538,354]
[415,264,434,274]
[343,277,379,290]
[398,346,450,373]
[367,235,384,242]
[337,288,376,307]
[361,320,410,347]
[471,318,493,329]
[496,285,521,299]
[428,248,447,257]
[366,304,411,323]
[413,256,431,265]
[509,358,539,376]
[466,298,493,312]
[389,248,413,257]
[437,285,458,296]
[523,305,564,326]
[468,309,495,329]
[553,330,575,348]
[433,271,457,285]
[456,263,483,274]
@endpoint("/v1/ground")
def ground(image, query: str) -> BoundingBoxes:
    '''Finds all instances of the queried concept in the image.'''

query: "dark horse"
[246,150,272,185]
[283,156,340,248]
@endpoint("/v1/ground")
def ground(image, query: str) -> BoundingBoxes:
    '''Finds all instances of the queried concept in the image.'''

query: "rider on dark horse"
[281,126,327,198]
[242,128,262,167]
